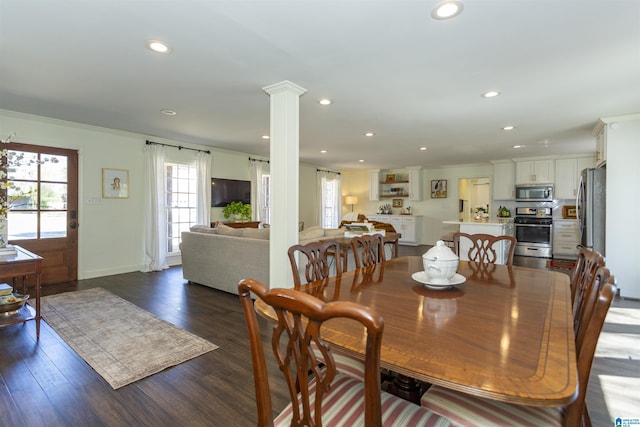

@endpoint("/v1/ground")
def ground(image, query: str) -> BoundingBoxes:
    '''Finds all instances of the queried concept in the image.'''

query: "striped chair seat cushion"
[311,344,365,380]
[420,385,562,427]
[275,373,451,427]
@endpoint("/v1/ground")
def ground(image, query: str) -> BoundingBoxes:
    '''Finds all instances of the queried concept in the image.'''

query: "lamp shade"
[345,195,358,205]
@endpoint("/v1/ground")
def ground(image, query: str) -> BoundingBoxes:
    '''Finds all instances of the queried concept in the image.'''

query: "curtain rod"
[316,168,341,175]
[249,157,270,164]
[145,140,211,154]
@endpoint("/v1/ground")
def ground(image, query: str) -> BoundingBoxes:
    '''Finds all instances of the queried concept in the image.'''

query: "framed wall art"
[385,173,396,183]
[103,168,129,198]
[562,205,577,219]
[392,198,403,208]
[431,179,447,198]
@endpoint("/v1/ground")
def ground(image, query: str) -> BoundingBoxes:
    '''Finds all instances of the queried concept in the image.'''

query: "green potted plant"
[222,201,252,222]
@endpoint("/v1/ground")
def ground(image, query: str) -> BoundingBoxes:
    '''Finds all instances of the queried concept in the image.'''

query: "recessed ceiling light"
[319,98,332,105]
[482,91,500,98]
[320,150,327,153]
[513,145,526,149]
[431,0,464,20]
[262,135,270,140]
[420,147,428,151]
[161,109,176,116]
[364,132,375,137]
[359,159,365,163]
[146,40,172,54]
[502,125,515,130]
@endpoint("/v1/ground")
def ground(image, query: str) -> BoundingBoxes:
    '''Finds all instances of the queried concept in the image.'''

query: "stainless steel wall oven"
[514,207,553,258]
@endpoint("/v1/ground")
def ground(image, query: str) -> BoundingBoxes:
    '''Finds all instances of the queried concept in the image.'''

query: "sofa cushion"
[241,228,270,240]
[216,223,244,236]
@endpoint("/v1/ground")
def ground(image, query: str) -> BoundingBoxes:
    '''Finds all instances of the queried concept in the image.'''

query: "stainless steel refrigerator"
[576,167,606,255]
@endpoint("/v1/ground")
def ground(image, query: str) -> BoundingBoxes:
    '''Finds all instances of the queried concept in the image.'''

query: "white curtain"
[317,170,342,228]
[250,159,270,224]
[196,151,211,226]
[142,144,169,272]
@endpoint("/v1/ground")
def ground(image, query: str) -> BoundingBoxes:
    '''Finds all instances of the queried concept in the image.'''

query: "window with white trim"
[261,173,271,226]
[166,162,197,254]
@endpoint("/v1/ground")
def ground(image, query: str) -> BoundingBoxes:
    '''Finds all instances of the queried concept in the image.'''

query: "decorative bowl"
[0,293,30,316]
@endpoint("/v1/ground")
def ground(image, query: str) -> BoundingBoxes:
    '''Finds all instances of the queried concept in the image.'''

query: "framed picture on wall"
[385,174,396,183]
[392,198,403,208]
[431,179,447,198]
[103,168,129,198]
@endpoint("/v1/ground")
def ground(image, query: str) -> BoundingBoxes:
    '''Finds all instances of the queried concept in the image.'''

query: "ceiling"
[1,1,639,170]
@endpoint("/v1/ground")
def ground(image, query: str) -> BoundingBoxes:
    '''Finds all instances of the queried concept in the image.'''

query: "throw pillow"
[242,228,270,240]
[215,223,244,237]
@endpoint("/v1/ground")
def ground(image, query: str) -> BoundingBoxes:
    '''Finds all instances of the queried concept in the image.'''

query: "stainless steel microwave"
[514,184,554,201]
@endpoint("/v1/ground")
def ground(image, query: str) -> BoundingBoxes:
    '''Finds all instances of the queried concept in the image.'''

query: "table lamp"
[345,195,358,212]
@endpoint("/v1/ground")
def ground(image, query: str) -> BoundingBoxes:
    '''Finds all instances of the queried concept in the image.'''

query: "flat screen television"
[211,178,251,207]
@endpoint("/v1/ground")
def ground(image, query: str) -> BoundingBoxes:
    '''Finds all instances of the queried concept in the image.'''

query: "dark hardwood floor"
[1,249,637,426]
[0,268,289,426]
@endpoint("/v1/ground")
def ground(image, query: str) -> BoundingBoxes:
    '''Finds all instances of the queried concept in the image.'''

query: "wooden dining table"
[254,256,577,408]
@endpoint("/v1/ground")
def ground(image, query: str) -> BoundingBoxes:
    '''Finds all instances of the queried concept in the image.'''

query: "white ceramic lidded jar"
[422,240,459,284]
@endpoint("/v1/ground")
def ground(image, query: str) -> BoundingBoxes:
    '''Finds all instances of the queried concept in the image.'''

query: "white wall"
[605,117,640,299]
[1,109,325,279]
[342,163,494,245]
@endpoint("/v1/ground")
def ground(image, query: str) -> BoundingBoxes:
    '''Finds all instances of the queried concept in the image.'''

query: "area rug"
[34,287,218,389]
[546,259,577,270]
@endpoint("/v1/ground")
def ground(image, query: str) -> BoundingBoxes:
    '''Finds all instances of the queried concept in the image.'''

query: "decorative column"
[263,81,307,289]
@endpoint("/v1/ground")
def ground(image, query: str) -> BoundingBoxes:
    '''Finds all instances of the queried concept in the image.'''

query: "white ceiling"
[1,0,639,170]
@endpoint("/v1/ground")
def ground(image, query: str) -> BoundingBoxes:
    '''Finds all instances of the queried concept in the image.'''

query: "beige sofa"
[180,223,345,295]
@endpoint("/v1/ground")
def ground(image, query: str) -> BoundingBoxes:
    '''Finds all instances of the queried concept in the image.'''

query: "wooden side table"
[211,221,261,229]
[0,245,42,339]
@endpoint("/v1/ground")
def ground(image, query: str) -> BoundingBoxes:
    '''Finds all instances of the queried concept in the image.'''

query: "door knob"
[69,221,77,229]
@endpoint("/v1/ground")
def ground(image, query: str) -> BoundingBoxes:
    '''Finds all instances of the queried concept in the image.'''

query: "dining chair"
[419,267,616,427]
[237,279,451,427]
[287,240,342,288]
[453,232,516,265]
[570,247,605,307]
[351,234,386,269]
[287,240,366,380]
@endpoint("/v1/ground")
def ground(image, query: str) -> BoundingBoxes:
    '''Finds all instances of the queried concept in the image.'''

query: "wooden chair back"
[350,234,386,269]
[238,278,385,427]
[453,232,516,265]
[288,240,342,288]
[565,267,616,427]
[570,247,605,307]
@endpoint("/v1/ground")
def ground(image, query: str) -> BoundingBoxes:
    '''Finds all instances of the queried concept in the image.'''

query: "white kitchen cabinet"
[369,169,380,201]
[553,219,580,259]
[555,155,595,199]
[367,214,423,246]
[515,159,554,184]
[406,166,422,201]
[492,161,515,200]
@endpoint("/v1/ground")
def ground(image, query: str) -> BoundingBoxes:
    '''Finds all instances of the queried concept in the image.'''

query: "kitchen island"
[443,218,515,264]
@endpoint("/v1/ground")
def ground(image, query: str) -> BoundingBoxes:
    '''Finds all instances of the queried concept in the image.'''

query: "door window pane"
[41,211,67,238]
[40,183,68,210]
[41,155,67,182]
[7,182,38,210]
[7,151,38,180]
[7,211,37,240]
